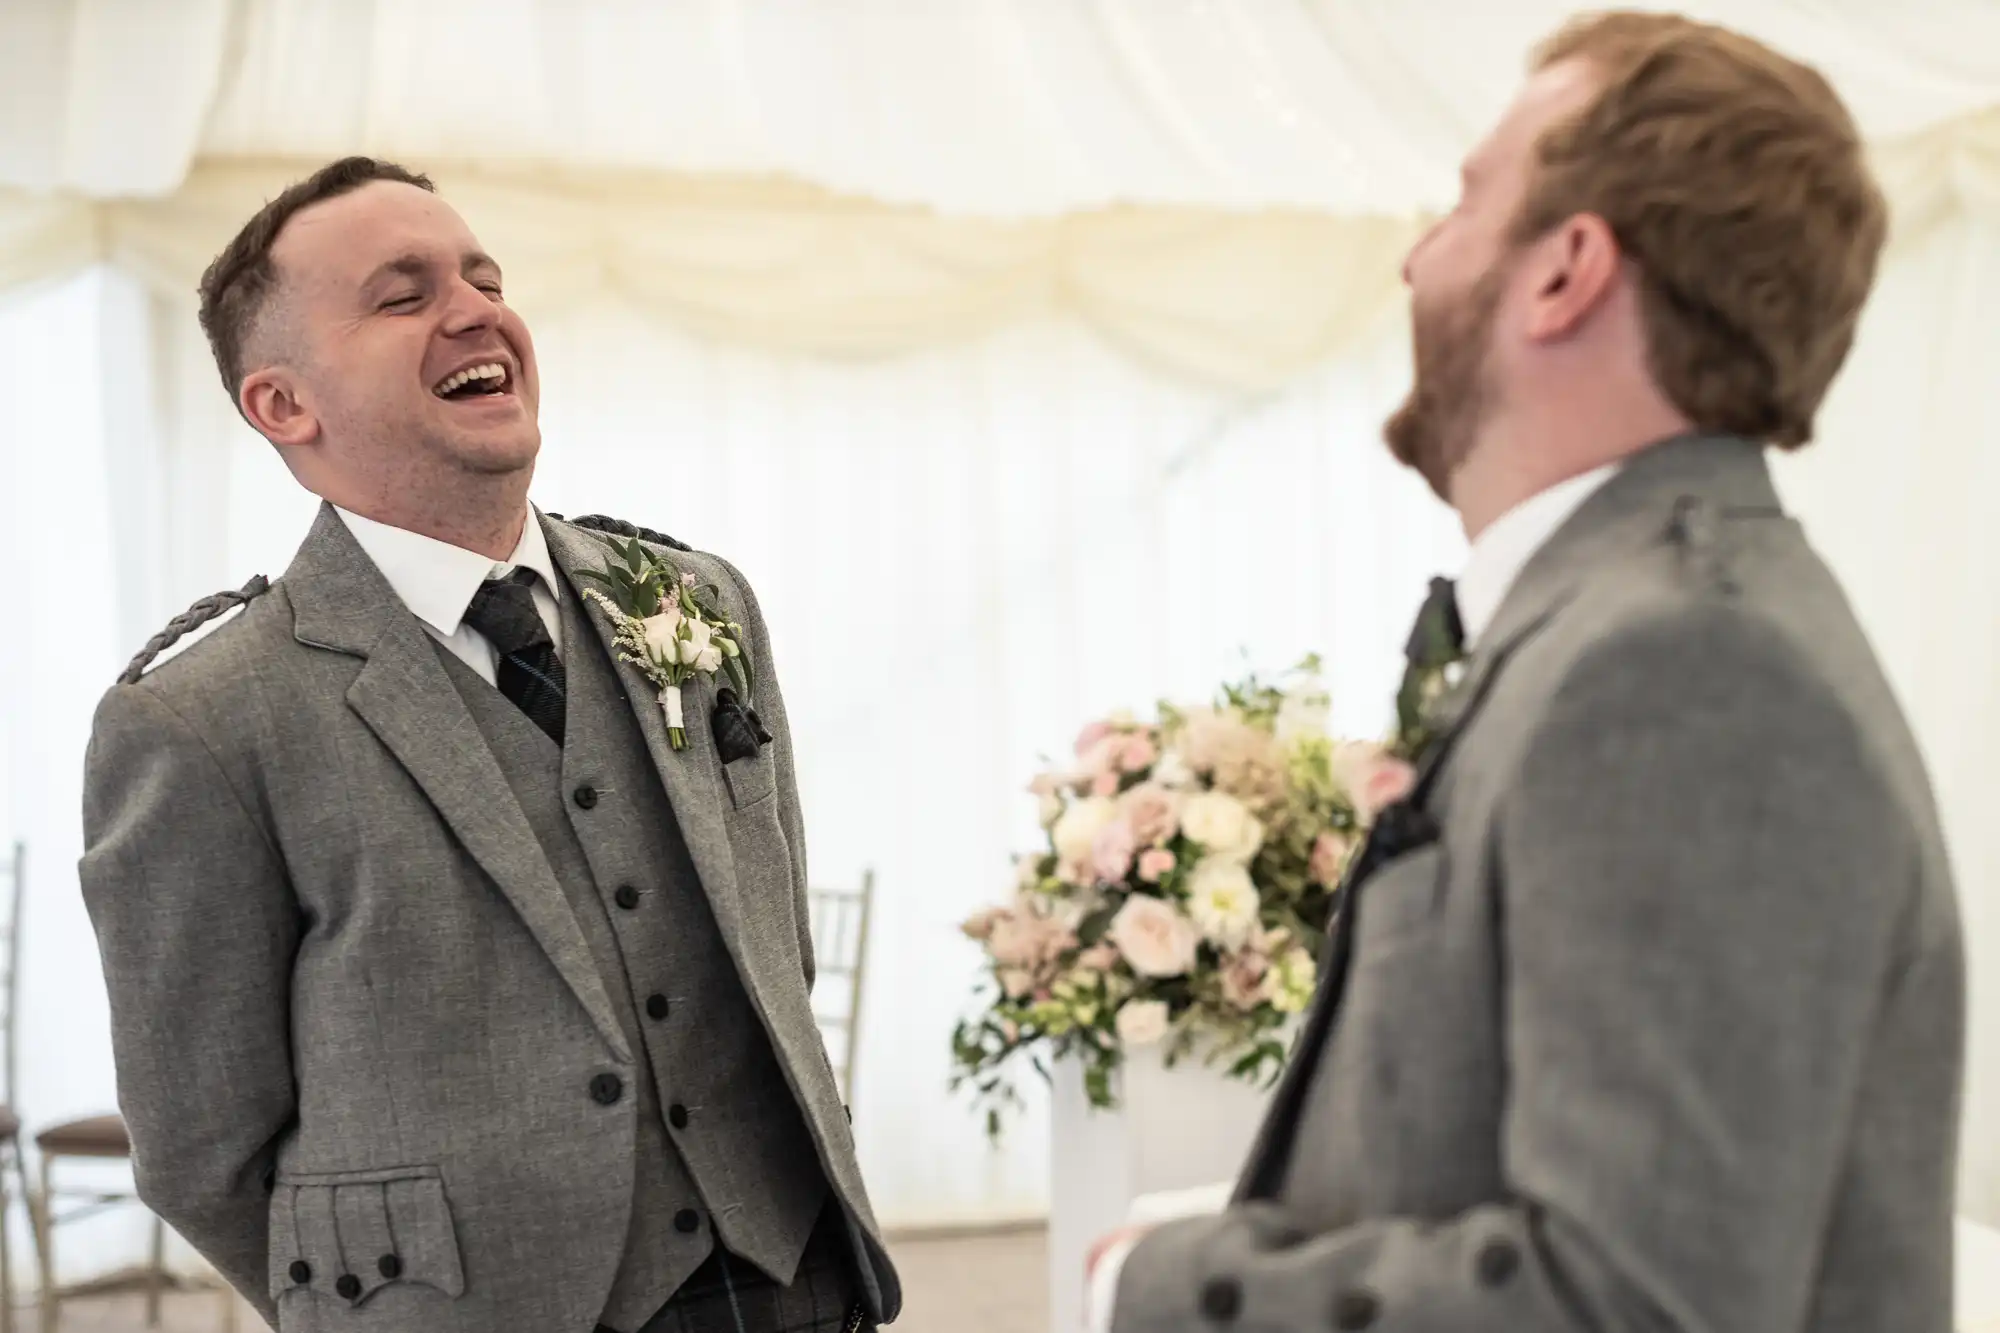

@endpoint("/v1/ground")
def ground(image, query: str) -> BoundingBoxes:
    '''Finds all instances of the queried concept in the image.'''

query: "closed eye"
[381,292,422,311]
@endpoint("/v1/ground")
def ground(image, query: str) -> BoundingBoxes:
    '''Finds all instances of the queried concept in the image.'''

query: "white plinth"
[1047,1046,1277,1333]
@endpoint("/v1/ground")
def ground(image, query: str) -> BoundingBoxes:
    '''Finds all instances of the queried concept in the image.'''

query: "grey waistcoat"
[435,582,827,1330]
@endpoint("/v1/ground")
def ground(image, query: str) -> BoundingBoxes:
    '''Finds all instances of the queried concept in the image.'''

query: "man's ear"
[1523,212,1622,343]
[240,367,320,449]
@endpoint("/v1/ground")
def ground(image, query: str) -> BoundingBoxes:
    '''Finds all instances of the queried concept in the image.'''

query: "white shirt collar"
[1457,463,1621,650]
[333,505,561,639]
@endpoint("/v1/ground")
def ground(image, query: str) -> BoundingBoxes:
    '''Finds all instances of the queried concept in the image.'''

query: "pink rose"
[1219,948,1270,1012]
[1119,734,1159,773]
[1077,943,1119,971]
[1119,783,1180,847]
[1091,770,1122,798]
[961,906,1006,942]
[1074,720,1116,757]
[985,912,1042,968]
[1136,848,1177,883]
[1091,818,1138,884]
[1309,830,1353,887]
[1107,896,1201,979]
[1334,741,1417,823]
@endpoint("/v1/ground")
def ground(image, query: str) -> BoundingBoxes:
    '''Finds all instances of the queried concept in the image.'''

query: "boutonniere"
[575,535,753,751]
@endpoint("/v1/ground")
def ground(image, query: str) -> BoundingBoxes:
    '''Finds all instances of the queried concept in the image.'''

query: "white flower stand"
[1047,1044,1279,1333]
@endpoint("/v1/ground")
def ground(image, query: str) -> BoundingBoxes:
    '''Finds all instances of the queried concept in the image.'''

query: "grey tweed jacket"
[1113,435,1965,1332]
[78,505,899,1330]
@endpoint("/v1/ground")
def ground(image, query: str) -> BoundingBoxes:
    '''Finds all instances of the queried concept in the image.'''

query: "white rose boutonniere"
[576,535,751,750]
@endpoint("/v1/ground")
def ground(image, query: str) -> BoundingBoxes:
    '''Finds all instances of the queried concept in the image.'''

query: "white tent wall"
[0,0,1995,1290]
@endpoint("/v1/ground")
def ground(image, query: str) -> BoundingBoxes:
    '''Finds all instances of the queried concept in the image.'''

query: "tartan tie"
[462,568,566,747]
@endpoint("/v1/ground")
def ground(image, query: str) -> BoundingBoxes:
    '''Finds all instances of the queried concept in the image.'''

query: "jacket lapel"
[541,516,747,951]
[284,504,631,1063]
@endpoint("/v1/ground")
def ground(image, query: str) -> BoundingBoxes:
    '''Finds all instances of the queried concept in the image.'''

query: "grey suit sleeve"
[79,683,300,1326]
[1113,605,1906,1332]
[714,555,816,991]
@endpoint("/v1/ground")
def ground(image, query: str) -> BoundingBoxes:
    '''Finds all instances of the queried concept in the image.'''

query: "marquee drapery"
[3,0,2000,387]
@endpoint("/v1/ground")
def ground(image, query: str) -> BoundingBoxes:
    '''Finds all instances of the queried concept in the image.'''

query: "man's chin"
[440,427,541,477]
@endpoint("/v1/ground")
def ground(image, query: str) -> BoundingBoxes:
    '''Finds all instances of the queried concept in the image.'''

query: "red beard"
[1383,262,1508,501]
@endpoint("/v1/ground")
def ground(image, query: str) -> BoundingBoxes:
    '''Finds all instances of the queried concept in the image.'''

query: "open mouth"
[432,362,512,401]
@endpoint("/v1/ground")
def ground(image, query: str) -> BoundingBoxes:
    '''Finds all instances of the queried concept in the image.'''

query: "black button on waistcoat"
[377,1253,403,1280]
[1475,1237,1520,1287]
[674,1208,701,1233]
[334,1273,362,1300]
[1198,1276,1241,1322]
[590,1073,623,1105]
[614,884,641,910]
[1333,1289,1380,1329]
[288,1260,311,1286]
[668,1103,689,1129]
[573,784,599,809]
[646,993,670,1021]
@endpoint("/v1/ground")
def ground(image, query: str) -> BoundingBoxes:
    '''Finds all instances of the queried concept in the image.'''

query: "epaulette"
[117,575,271,685]
[549,513,692,552]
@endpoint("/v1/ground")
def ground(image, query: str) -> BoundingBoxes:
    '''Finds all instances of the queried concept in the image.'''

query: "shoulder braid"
[549,513,692,552]
[117,575,271,685]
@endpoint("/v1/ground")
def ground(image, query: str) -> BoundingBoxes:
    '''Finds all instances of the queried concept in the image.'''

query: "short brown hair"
[1519,12,1886,449]
[196,156,435,401]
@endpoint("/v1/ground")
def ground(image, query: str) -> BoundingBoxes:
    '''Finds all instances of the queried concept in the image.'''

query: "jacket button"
[335,1274,362,1301]
[1475,1238,1520,1287]
[646,994,670,1021]
[573,785,599,809]
[590,1073,623,1105]
[614,884,641,910]
[1333,1289,1380,1329]
[668,1103,689,1129]
[674,1208,701,1234]
[288,1260,312,1286]
[1198,1276,1241,1322]
[377,1253,403,1280]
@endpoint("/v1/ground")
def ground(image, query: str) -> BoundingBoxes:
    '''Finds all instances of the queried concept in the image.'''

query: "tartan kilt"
[600,1206,874,1333]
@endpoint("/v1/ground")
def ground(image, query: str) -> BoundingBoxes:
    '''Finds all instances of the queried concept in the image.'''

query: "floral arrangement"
[576,535,750,749]
[950,657,1417,1138]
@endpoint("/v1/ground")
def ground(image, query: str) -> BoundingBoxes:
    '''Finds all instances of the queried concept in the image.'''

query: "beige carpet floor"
[4,1227,1050,1332]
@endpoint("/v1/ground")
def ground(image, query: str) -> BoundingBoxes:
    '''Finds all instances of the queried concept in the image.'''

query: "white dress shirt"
[1085,463,1621,1333]
[334,505,563,686]
[1454,462,1620,650]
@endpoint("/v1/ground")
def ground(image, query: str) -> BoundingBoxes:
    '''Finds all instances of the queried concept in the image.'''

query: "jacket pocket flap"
[269,1165,465,1305]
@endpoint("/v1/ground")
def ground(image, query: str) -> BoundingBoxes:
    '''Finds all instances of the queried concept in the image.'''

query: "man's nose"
[1401,221,1441,286]
[439,276,497,335]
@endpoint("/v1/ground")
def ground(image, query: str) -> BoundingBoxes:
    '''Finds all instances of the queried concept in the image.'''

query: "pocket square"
[711,688,769,764]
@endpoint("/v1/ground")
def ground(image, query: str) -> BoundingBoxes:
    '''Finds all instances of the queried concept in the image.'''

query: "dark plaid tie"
[462,568,566,747]
[1392,576,1466,760]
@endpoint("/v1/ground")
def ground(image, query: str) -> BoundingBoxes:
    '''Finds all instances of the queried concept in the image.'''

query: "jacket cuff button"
[1198,1275,1242,1322]
[378,1253,403,1280]
[287,1260,311,1286]
[1334,1289,1380,1329]
[334,1274,362,1300]
[1476,1237,1520,1287]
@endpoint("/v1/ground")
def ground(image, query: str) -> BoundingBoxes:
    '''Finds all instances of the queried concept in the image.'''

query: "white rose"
[694,643,724,673]
[1114,999,1170,1047]
[641,608,683,662]
[678,619,715,665]
[1180,791,1264,863]
[1151,750,1198,790]
[1185,859,1260,949]
[1052,796,1118,866]
[1107,895,1201,978]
